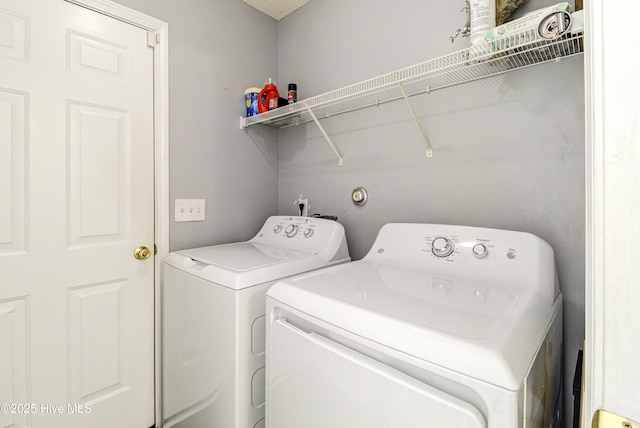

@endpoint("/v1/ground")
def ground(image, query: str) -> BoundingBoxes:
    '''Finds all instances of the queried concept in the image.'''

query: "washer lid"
[181,242,313,271]
[267,260,561,390]
[165,242,344,290]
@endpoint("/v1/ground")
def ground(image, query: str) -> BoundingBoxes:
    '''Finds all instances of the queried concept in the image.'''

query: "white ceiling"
[242,0,311,20]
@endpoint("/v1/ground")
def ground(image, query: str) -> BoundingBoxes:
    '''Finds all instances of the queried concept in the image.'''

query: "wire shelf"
[241,29,584,130]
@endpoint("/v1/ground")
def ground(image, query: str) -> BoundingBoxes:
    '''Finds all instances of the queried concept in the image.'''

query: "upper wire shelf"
[241,29,584,130]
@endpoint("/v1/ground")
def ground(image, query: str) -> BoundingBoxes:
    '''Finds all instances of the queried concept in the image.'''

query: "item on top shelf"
[244,87,260,117]
[570,10,584,35]
[287,83,297,104]
[484,2,572,43]
[450,0,529,44]
[258,78,280,113]
[495,0,530,25]
[469,0,496,45]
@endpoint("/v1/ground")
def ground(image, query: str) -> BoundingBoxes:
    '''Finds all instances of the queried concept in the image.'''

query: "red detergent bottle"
[258,78,280,113]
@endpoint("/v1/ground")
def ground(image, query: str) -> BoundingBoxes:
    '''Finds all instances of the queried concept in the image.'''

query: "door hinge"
[147,31,159,48]
[593,409,640,428]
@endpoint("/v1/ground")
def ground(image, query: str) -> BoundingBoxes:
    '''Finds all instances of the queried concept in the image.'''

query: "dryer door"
[267,319,486,428]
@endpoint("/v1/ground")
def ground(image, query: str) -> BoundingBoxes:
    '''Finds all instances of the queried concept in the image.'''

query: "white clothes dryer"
[266,223,563,428]
[162,216,350,428]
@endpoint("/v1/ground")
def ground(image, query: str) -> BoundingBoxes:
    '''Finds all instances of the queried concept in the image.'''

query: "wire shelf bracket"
[307,106,343,166]
[398,80,432,158]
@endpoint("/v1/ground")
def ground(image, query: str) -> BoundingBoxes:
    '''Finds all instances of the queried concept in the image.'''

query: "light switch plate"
[175,199,205,222]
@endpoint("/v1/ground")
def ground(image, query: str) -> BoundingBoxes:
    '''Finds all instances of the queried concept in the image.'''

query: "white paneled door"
[0,0,155,426]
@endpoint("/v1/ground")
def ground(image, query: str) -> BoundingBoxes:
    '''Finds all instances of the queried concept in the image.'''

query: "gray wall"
[113,0,280,250]
[277,0,585,423]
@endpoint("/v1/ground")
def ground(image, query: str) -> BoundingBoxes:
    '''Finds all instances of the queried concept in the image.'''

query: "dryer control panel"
[363,223,557,303]
[427,235,491,260]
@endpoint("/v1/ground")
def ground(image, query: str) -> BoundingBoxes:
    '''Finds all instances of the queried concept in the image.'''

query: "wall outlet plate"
[175,199,205,222]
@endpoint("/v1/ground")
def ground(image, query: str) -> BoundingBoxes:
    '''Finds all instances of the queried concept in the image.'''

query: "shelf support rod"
[306,106,344,166]
[398,82,433,158]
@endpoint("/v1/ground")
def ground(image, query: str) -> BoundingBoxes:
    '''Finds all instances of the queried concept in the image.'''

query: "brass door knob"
[134,246,151,260]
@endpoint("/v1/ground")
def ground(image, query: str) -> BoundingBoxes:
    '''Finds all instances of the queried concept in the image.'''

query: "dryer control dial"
[432,237,454,257]
[472,243,489,258]
[285,224,298,238]
[273,225,283,234]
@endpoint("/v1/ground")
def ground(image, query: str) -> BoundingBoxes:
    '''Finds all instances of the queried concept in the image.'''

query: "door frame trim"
[584,0,603,422]
[585,0,640,425]
[64,1,169,425]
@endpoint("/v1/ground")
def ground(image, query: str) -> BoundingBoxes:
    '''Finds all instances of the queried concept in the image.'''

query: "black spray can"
[287,83,297,104]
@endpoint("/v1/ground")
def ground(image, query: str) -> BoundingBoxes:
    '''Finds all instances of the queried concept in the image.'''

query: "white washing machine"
[162,215,350,428]
[266,223,563,428]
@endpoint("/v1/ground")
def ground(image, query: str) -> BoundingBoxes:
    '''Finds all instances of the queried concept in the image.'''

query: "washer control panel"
[271,221,315,239]
[253,216,349,260]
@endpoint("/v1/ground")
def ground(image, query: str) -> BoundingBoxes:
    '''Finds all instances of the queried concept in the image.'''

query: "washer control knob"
[472,243,488,258]
[303,228,314,238]
[432,237,454,257]
[273,225,283,234]
[285,224,298,238]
